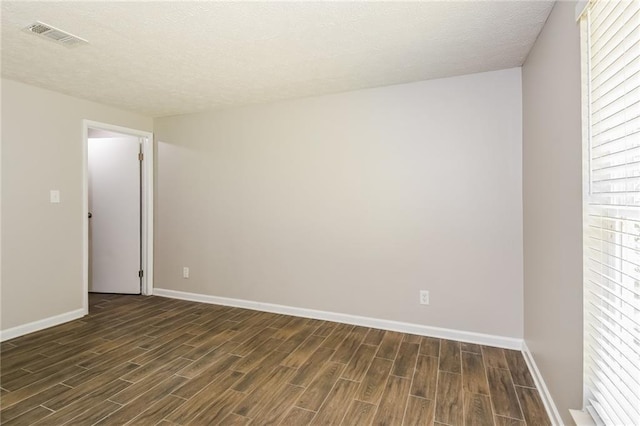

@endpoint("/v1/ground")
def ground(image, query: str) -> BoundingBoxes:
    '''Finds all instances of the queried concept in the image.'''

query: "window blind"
[582,1,640,425]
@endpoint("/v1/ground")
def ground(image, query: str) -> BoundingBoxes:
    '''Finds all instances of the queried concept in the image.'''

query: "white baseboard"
[153,288,523,350]
[522,342,563,426]
[0,308,86,342]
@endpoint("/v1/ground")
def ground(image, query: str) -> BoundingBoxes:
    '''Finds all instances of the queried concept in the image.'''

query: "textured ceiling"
[1,1,554,118]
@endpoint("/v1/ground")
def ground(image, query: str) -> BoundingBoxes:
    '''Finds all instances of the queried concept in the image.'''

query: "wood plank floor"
[0,294,550,425]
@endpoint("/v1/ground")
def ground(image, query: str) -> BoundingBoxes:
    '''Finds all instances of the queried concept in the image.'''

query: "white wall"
[1,79,152,332]
[154,68,524,339]
[522,2,583,424]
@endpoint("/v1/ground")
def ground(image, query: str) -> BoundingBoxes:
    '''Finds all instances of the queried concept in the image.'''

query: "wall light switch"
[50,190,61,203]
[183,267,190,279]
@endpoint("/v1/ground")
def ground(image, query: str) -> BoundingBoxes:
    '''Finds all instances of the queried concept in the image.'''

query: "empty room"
[1,1,638,425]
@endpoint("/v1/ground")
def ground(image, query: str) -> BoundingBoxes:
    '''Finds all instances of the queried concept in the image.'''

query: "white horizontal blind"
[583,1,640,425]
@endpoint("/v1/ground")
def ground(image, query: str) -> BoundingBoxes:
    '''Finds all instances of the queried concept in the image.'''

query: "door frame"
[82,120,154,313]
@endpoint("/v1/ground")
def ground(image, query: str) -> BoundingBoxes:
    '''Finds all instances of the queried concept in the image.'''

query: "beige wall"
[155,68,524,338]
[522,2,583,424]
[1,79,152,331]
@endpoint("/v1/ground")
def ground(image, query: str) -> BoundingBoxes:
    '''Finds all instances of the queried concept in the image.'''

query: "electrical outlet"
[50,189,60,203]
[183,267,189,279]
[419,290,429,305]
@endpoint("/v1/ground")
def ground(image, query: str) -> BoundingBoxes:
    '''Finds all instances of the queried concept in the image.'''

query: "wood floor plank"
[371,375,411,425]
[63,346,146,386]
[392,342,419,378]
[403,333,422,344]
[504,350,535,388]
[494,415,526,426]
[1,295,549,426]
[271,317,311,341]
[461,351,490,395]
[143,317,199,342]
[461,342,482,354]
[434,371,463,426]
[2,405,54,426]
[44,361,139,410]
[289,346,335,387]
[486,367,524,420]
[464,392,493,426]
[376,331,403,360]
[331,326,369,364]
[439,340,461,373]
[89,333,155,357]
[419,336,440,357]
[310,378,360,425]
[108,357,191,405]
[311,320,334,337]
[166,370,244,424]
[231,327,277,357]
[295,361,345,411]
[233,366,298,418]
[410,355,438,400]
[220,413,253,425]
[2,355,87,392]
[1,352,49,378]
[119,344,192,382]
[276,323,318,354]
[64,399,120,425]
[403,396,435,426]
[321,323,355,349]
[356,357,394,405]
[39,335,102,357]
[33,378,131,425]
[363,328,386,346]
[74,338,147,370]
[128,394,186,425]
[0,364,88,407]
[176,339,239,379]
[232,350,290,393]
[229,313,276,343]
[94,375,187,425]
[482,346,509,369]
[281,335,326,368]
[0,383,69,423]
[181,330,233,361]
[1,342,45,361]
[341,343,377,382]
[515,385,551,425]
[183,323,234,353]
[342,400,377,425]
[172,357,243,399]
[254,384,306,425]
[190,389,245,425]
[281,407,316,425]
[1,342,49,365]
[268,314,295,330]
[232,338,283,374]
[129,332,196,365]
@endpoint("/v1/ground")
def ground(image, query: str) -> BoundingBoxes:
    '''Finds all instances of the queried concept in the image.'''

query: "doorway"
[89,131,140,294]
[82,121,154,312]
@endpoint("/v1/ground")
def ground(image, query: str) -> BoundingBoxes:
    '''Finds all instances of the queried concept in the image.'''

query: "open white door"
[88,137,141,294]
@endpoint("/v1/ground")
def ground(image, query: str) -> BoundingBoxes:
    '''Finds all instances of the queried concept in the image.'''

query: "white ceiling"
[1,1,554,118]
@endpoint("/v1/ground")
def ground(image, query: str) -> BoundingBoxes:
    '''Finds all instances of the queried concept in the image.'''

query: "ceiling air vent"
[24,21,87,47]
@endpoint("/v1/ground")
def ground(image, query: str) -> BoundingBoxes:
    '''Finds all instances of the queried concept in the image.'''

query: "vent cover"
[24,22,87,47]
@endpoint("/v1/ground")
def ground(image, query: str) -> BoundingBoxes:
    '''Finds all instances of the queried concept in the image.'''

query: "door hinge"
[138,270,144,278]
[138,152,143,161]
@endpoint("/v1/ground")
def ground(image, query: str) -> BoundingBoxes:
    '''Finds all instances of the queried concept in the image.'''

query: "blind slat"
[583,1,640,425]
